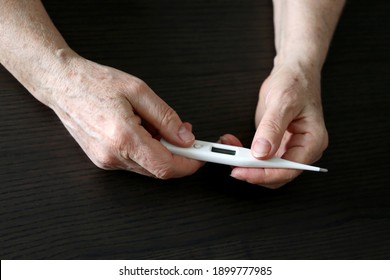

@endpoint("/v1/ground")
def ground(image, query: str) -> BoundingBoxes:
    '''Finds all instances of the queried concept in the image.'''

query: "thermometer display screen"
[211,147,236,156]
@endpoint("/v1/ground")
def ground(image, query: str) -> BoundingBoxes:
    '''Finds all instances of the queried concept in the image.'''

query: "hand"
[44,53,203,178]
[222,64,328,188]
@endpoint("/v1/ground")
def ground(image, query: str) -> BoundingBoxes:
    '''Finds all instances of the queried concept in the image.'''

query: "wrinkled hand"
[222,65,328,188]
[45,54,203,178]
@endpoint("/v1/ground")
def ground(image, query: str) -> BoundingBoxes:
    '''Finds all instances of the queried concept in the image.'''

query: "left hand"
[221,64,328,188]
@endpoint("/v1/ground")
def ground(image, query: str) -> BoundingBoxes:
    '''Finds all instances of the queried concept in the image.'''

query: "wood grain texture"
[1,0,389,259]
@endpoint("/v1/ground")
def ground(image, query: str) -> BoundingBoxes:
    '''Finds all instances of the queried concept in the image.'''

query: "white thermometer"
[161,139,328,172]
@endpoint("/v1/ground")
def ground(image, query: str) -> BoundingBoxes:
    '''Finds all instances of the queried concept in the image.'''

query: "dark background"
[1,0,389,259]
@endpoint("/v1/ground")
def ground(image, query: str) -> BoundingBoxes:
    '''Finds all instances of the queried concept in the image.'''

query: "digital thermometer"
[161,139,328,172]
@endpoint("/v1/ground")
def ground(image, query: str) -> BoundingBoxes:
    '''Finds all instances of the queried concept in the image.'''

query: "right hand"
[42,52,203,178]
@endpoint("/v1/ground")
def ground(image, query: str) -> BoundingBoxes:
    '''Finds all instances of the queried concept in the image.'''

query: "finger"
[119,160,155,177]
[218,134,243,147]
[231,166,302,189]
[282,133,324,166]
[127,123,204,179]
[143,120,193,141]
[251,100,297,160]
[231,132,320,188]
[128,80,195,147]
[219,133,301,187]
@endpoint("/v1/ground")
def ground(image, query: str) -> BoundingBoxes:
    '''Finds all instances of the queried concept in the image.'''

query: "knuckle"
[277,85,300,104]
[262,170,298,189]
[159,106,178,128]
[132,146,175,179]
[94,149,117,169]
[131,78,149,94]
[153,166,174,180]
[276,89,301,118]
[105,123,136,160]
[91,127,133,170]
[311,126,329,155]
[260,118,283,136]
[321,129,329,151]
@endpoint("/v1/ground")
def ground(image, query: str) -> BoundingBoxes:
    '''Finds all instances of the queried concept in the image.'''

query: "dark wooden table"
[1,0,389,259]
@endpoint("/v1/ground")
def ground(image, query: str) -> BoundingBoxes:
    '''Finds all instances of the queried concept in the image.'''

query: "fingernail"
[178,124,195,143]
[252,138,271,158]
[230,169,242,180]
[218,135,227,144]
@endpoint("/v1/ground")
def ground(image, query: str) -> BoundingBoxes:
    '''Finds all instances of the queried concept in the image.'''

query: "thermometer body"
[161,139,327,172]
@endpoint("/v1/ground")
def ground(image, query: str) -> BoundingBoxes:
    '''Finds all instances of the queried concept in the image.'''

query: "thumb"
[129,82,195,146]
[151,103,195,146]
[251,104,295,159]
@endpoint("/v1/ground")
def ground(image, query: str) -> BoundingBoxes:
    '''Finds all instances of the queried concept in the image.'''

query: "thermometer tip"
[319,168,328,173]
